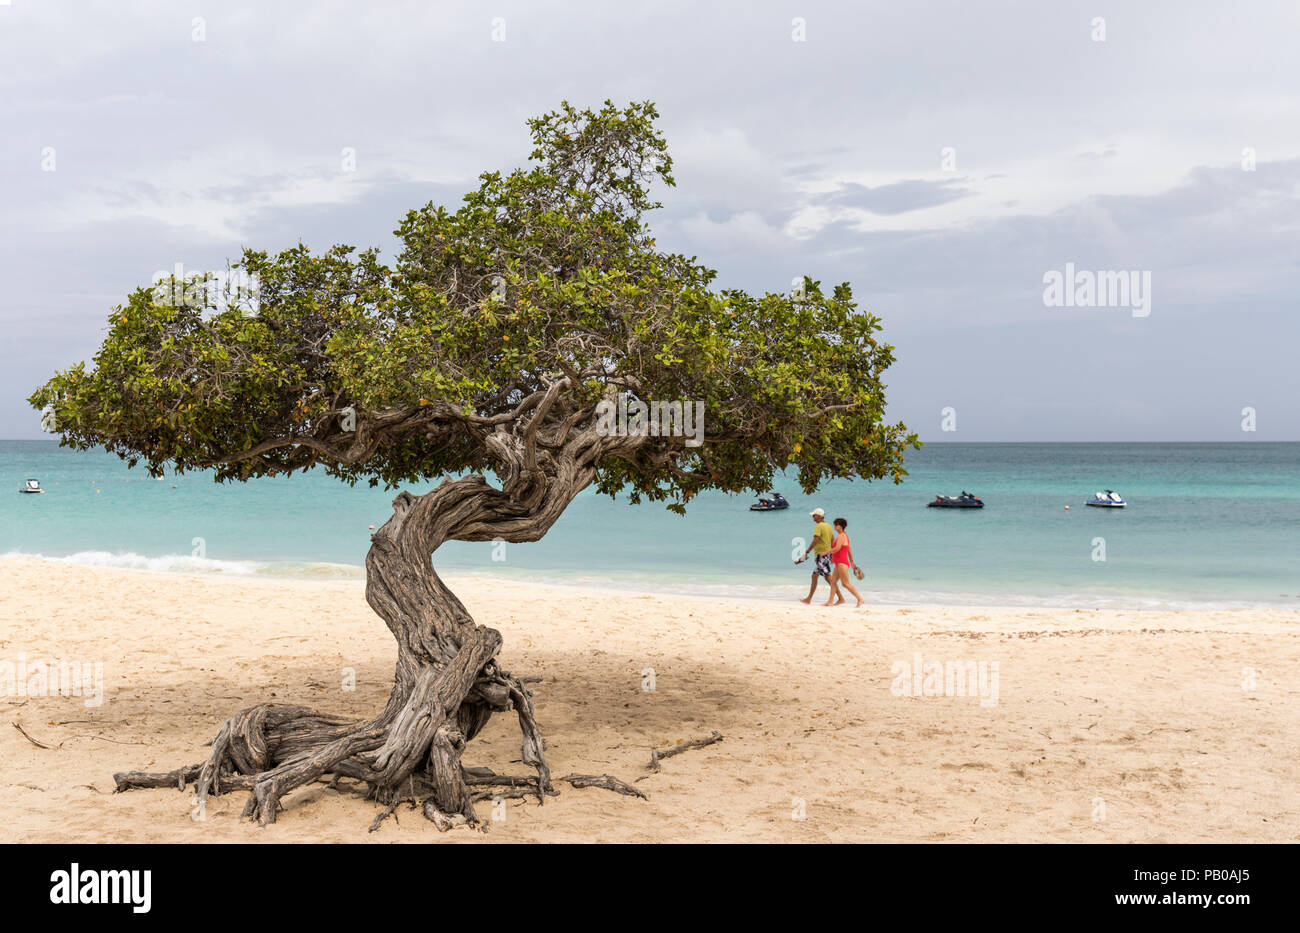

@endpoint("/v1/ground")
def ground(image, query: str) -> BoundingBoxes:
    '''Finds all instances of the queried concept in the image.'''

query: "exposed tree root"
[462,766,536,787]
[462,766,560,804]
[110,475,653,831]
[113,663,550,829]
[471,787,560,803]
[368,799,406,833]
[422,800,483,832]
[111,632,557,829]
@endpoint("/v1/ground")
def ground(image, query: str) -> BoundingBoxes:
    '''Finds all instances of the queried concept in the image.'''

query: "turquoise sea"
[2,440,1296,609]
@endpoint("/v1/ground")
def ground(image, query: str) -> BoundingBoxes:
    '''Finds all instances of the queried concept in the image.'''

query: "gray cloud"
[819,179,974,215]
[2,0,1298,441]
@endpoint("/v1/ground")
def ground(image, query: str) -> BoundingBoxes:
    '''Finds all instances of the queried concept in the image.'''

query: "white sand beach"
[1,556,1296,843]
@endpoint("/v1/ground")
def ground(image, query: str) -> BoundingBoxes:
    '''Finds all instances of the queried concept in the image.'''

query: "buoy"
[1064,505,1070,510]
[368,525,376,530]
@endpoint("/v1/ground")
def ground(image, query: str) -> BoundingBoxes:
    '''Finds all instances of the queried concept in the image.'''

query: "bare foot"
[854,600,865,608]
[799,596,812,604]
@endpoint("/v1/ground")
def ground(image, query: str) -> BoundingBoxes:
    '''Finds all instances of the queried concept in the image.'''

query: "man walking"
[797,507,834,604]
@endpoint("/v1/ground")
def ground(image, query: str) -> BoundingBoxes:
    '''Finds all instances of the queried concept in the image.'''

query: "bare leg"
[799,570,819,604]
[836,566,865,607]
[822,571,842,606]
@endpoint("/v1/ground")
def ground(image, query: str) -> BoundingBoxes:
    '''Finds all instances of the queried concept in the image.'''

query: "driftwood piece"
[647,730,723,772]
[12,721,50,749]
[560,773,648,799]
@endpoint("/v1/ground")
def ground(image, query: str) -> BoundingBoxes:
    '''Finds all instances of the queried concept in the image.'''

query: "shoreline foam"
[5,550,1296,613]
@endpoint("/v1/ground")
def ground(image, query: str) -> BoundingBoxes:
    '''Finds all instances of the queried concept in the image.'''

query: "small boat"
[19,478,44,494]
[927,491,983,509]
[749,493,789,512]
[1086,490,1126,508]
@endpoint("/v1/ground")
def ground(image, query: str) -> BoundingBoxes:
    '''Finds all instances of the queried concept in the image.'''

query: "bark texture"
[113,396,653,828]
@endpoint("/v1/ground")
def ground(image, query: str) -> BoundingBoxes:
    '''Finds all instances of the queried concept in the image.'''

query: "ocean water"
[2,440,1297,609]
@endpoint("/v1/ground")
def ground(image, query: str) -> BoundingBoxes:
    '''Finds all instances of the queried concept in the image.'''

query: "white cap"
[810,507,825,518]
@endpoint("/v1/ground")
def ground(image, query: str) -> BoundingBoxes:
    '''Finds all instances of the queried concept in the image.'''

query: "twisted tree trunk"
[113,468,584,829]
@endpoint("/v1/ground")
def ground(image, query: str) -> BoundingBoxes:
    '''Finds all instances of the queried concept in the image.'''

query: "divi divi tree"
[31,101,917,828]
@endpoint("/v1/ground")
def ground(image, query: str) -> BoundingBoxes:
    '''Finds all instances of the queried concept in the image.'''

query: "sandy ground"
[1,555,1296,843]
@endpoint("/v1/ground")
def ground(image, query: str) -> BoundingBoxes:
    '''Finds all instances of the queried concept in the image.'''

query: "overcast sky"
[2,0,1297,441]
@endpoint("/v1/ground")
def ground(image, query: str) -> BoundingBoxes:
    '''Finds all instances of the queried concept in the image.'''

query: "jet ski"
[1086,490,1125,508]
[19,478,44,494]
[749,492,789,511]
[927,491,983,508]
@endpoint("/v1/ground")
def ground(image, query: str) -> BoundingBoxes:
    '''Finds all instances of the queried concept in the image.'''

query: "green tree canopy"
[31,100,917,512]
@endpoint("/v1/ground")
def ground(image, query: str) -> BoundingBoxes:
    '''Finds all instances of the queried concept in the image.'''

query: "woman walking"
[823,517,865,608]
